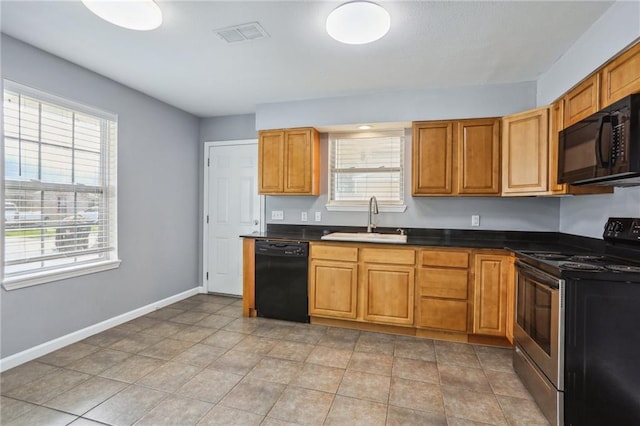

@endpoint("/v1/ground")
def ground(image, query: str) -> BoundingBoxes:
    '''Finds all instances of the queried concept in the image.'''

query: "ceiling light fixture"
[326,1,390,45]
[81,0,163,31]
[358,125,372,130]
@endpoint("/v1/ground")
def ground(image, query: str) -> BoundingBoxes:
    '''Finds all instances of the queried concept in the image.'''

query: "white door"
[205,141,261,295]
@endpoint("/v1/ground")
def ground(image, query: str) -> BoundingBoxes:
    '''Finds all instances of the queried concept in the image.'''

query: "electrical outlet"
[471,215,480,227]
[301,211,308,222]
[271,210,284,220]
[315,211,322,222]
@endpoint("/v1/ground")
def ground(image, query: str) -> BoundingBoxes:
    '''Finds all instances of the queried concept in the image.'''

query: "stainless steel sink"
[320,232,407,244]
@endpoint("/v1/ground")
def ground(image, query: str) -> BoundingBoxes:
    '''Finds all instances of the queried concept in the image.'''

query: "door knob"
[253,220,259,225]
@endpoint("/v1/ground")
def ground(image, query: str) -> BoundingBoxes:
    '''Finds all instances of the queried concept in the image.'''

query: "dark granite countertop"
[241,224,605,254]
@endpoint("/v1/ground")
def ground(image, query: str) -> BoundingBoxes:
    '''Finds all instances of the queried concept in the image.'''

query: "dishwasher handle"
[255,241,308,257]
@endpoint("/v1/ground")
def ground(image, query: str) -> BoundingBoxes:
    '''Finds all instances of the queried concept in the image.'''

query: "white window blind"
[3,81,119,288]
[329,131,405,207]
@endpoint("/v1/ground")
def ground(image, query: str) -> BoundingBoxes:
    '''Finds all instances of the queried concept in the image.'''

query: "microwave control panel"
[604,217,640,242]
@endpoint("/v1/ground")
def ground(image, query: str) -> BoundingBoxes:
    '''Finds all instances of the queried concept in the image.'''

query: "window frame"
[326,130,407,212]
[2,80,120,290]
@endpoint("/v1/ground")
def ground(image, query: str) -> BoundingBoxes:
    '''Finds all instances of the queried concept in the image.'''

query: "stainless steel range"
[513,218,640,426]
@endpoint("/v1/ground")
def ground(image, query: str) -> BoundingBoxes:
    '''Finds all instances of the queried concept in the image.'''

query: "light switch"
[271,210,284,220]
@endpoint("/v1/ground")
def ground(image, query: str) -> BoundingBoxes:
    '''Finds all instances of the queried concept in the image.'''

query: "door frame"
[202,139,265,293]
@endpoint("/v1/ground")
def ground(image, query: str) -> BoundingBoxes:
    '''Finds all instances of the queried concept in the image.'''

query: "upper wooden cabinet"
[501,106,549,195]
[412,118,500,196]
[258,128,320,195]
[549,101,566,194]
[600,42,640,108]
[457,119,501,195]
[412,121,454,194]
[563,74,600,128]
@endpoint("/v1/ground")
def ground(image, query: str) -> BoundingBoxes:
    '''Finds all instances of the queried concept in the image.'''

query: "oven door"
[514,261,564,390]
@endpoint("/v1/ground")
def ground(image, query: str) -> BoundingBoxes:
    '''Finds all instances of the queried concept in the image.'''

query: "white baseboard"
[0,286,204,372]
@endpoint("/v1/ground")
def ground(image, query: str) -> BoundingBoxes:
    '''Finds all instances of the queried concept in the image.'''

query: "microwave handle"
[595,115,611,169]
[609,113,621,167]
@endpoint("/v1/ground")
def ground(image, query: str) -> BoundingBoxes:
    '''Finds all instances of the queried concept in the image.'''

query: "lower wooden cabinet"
[309,259,358,319]
[360,247,416,326]
[244,240,516,347]
[416,248,471,333]
[471,252,514,338]
[308,243,358,319]
[362,263,415,325]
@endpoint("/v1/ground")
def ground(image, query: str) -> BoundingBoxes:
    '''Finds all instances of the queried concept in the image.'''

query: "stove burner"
[569,255,605,262]
[531,253,571,260]
[560,262,605,271]
[606,265,640,273]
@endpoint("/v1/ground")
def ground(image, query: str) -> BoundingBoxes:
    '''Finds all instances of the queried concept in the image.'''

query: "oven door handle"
[515,261,561,289]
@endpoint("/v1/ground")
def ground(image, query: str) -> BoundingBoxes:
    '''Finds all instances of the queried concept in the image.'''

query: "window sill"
[2,259,122,291]
[325,204,407,213]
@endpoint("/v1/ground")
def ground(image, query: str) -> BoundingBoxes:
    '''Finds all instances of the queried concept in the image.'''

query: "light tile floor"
[0,294,550,425]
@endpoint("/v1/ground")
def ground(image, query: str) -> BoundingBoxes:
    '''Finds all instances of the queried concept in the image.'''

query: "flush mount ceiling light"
[81,0,163,31]
[358,125,372,130]
[326,1,390,45]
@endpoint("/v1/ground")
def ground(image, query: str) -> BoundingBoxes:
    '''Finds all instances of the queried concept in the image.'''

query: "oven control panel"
[603,217,640,242]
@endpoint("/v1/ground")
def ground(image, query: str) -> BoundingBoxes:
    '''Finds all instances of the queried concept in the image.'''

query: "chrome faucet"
[367,196,379,233]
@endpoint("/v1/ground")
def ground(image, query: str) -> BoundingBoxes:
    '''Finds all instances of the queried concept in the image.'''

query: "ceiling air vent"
[214,22,270,44]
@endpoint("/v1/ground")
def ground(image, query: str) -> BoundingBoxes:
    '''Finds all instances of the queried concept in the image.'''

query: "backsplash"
[265,195,561,232]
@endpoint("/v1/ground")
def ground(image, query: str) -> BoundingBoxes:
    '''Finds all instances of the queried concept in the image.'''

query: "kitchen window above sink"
[326,130,406,212]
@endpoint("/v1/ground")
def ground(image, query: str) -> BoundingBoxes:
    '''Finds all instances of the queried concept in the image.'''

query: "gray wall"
[536,1,640,106]
[256,80,562,231]
[256,81,536,130]
[1,35,201,358]
[536,1,640,238]
[199,114,257,142]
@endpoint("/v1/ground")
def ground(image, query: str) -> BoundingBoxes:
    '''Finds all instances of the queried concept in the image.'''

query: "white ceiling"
[1,1,614,118]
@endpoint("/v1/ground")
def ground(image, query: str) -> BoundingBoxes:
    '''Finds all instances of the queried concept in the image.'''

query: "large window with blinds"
[2,81,119,289]
[328,131,405,210]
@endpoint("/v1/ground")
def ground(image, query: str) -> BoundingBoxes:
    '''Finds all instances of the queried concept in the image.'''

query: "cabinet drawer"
[418,268,468,299]
[311,244,358,262]
[420,250,469,268]
[361,248,415,265]
[418,298,468,332]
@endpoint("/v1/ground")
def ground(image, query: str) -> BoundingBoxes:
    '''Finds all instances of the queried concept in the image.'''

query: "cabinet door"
[258,130,284,194]
[283,128,319,194]
[501,107,549,195]
[457,119,500,195]
[472,254,512,337]
[563,74,599,128]
[600,42,640,107]
[362,263,415,325]
[412,121,454,195]
[549,101,567,194]
[309,259,357,319]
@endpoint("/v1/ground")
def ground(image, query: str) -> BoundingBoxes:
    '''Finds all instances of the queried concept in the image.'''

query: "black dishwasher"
[255,241,309,323]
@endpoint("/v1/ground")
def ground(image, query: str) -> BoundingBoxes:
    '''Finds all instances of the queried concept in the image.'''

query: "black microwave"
[558,94,640,186]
